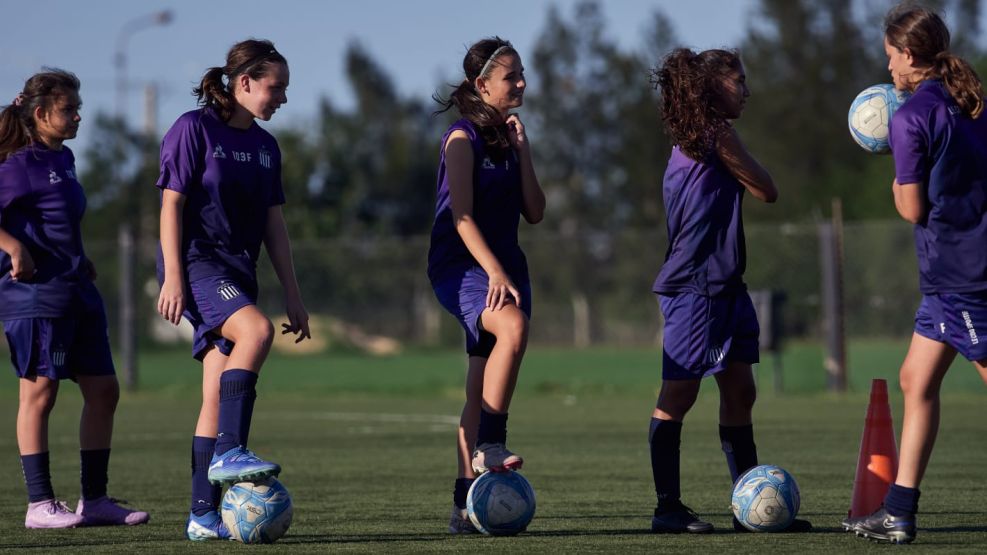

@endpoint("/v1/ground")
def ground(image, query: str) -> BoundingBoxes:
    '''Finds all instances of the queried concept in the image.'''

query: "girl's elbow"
[525,209,545,224]
[899,209,923,224]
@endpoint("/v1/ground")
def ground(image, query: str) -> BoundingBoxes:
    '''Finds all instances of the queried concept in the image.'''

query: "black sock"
[649,417,682,510]
[884,484,920,517]
[453,478,474,510]
[80,448,111,500]
[719,424,757,483]
[477,409,508,446]
[20,452,54,503]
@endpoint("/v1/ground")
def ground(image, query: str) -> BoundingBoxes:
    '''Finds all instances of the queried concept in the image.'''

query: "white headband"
[478,45,512,78]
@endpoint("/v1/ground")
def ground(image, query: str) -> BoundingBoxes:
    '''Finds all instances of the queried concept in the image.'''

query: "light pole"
[114,10,172,392]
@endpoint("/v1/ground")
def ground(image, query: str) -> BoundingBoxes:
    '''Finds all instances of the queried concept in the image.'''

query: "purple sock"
[649,417,682,508]
[719,424,758,483]
[884,484,920,517]
[215,370,258,456]
[191,436,221,516]
[20,452,54,503]
[80,448,111,500]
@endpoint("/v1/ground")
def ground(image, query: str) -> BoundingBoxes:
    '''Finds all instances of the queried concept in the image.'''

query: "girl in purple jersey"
[0,70,148,529]
[155,40,310,541]
[843,5,987,544]
[648,49,811,534]
[429,37,545,534]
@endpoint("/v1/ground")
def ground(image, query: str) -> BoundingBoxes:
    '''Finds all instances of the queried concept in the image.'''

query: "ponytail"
[933,52,984,119]
[193,67,236,122]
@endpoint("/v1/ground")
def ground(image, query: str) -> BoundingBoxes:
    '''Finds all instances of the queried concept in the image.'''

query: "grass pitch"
[0,341,983,553]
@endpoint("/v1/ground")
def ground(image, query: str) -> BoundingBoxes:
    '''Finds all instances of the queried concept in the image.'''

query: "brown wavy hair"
[193,39,287,122]
[434,37,517,152]
[885,4,984,118]
[652,48,741,161]
[0,68,80,163]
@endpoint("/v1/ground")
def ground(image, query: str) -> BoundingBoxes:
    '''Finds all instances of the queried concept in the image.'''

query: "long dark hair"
[0,68,80,163]
[193,39,288,122]
[885,4,984,119]
[434,37,518,151]
[652,48,741,161]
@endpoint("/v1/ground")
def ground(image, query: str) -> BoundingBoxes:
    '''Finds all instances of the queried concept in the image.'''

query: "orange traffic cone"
[848,378,899,518]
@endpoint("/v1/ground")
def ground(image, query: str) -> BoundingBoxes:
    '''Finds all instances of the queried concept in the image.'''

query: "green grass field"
[0,340,984,553]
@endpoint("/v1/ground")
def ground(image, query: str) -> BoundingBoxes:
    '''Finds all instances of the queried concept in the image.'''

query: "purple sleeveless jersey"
[156,108,285,283]
[427,119,528,286]
[653,146,747,296]
[0,145,99,319]
[889,79,987,293]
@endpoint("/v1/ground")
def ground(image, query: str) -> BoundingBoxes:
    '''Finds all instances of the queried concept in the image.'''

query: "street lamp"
[114,10,172,392]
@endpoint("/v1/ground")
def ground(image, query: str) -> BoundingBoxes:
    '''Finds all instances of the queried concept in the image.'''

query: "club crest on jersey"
[259,146,272,169]
[51,348,67,368]
[213,144,227,159]
[49,170,62,184]
[216,281,241,301]
[481,156,496,170]
[705,345,726,366]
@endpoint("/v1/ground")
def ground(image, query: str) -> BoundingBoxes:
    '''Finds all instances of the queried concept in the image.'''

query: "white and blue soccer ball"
[467,470,536,536]
[848,84,911,154]
[221,477,293,544]
[731,464,800,532]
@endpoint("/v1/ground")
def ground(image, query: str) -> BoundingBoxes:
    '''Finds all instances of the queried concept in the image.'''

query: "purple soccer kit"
[156,108,285,360]
[889,79,987,360]
[427,119,531,355]
[0,145,113,379]
[653,146,758,379]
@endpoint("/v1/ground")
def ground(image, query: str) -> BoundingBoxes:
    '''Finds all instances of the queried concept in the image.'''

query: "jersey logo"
[962,311,979,345]
[481,156,496,170]
[705,346,726,366]
[259,146,272,169]
[217,281,241,301]
[49,170,62,184]
[940,322,946,335]
[51,348,67,367]
[213,144,227,159]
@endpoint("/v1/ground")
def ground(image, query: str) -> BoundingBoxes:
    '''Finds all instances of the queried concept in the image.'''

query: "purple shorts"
[914,292,987,361]
[2,298,115,381]
[184,274,257,361]
[658,291,760,380]
[432,267,532,357]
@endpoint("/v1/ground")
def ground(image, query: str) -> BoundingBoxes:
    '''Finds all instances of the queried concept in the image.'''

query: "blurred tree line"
[75,0,987,345]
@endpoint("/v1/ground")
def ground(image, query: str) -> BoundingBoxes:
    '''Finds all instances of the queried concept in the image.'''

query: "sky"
[0,0,764,160]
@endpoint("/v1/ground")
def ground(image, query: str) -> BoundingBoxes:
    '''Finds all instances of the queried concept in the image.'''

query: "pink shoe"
[76,496,150,526]
[25,499,85,529]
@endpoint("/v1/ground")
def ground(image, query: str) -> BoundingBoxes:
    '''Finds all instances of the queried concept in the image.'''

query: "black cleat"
[651,501,714,534]
[733,516,813,533]
[842,507,916,544]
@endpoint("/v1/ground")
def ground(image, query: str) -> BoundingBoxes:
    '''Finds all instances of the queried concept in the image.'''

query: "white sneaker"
[471,442,523,474]
[448,505,478,534]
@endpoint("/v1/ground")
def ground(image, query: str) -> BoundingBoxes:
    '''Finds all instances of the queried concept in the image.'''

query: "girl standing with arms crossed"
[156,39,310,541]
[429,37,545,534]
[0,70,149,528]
[648,49,808,534]
[843,5,987,544]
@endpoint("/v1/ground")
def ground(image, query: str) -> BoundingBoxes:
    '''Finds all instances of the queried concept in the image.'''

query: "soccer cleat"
[448,504,478,535]
[24,499,85,529]
[842,506,916,544]
[76,496,150,526]
[733,516,813,533]
[207,446,281,485]
[650,501,714,534]
[471,443,523,474]
[186,510,232,541]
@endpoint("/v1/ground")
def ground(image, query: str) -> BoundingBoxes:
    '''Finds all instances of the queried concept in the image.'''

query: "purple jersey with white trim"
[156,108,285,282]
[889,80,987,293]
[427,119,528,285]
[0,145,96,319]
[653,146,747,296]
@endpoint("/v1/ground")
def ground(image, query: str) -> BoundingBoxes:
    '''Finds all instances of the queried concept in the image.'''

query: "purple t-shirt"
[653,146,747,296]
[0,145,96,319]
[156,108,285,282]
[427,119,528,285]
[889,80,987,293]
